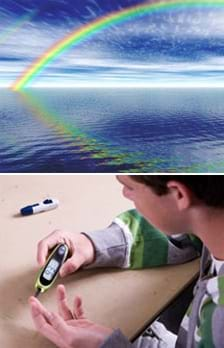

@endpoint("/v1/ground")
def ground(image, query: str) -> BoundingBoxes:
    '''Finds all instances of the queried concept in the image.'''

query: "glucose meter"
[34,243,69,297]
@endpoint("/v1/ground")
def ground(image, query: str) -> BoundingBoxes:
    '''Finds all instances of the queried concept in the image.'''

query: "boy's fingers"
[73,296,86,319]
[29,298,66,347]
[30,301,50,330]
[37,239,56,266]
[29,296,53,327]
[30,301,56,337]
[37,230,64,266]
[57,285,73,320]
[29,296,49,316]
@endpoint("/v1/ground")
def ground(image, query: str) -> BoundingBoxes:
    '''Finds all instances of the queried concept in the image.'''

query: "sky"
[1,0,224,88]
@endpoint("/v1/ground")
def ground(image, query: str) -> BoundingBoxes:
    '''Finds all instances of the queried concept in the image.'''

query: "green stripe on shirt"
[117,210,169,269]
[198,300,216,347]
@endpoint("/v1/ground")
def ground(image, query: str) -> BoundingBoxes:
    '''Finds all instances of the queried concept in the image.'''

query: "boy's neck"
[192,207,224,261]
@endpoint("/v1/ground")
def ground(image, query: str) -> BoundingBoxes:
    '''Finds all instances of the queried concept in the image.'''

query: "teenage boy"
[29,175,224,347]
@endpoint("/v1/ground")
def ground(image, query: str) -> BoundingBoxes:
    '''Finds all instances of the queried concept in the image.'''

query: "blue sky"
[1,0,224,87]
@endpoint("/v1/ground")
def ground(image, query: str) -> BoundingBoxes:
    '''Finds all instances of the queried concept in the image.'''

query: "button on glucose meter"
[58,245,66,255]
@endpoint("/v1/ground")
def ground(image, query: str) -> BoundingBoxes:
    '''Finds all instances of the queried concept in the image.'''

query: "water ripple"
[1,88,224,172]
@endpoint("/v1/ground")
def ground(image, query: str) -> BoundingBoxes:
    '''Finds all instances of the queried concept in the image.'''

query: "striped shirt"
[84,209,224,347]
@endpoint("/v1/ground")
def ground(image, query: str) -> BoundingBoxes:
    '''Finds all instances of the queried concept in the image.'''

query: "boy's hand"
[29,285,113,348]
[37,230,95,277]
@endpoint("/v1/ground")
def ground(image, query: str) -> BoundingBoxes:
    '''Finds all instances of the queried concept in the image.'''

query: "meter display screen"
[43,259,60,281]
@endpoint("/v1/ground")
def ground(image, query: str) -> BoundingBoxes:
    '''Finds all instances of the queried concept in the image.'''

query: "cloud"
[1,4,224,87]
[2,49,224,87]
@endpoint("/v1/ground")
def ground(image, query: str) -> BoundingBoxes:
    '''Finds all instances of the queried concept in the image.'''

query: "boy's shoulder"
[196,273,224,348]
[206,272,224,305]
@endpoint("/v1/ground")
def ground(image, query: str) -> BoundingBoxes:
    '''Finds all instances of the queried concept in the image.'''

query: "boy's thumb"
[60,258,80,277]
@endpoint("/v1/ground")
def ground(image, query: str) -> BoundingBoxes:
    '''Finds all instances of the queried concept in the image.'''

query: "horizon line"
[2,84,224,89]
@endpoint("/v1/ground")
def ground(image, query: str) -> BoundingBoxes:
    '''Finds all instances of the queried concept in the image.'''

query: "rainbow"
[11,0,224,90]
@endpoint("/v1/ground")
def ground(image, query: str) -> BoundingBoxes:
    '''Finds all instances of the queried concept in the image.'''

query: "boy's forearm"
[82,209,201,270]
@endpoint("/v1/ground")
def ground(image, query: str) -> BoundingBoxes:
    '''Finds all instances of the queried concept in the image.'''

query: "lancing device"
[20,198,59,216]
[34,244,69,298]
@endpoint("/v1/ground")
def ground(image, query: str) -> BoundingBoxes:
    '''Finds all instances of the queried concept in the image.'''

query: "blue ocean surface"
[1,88,224,173]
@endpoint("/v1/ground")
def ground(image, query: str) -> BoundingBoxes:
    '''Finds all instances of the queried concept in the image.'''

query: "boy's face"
[116,175,188,235]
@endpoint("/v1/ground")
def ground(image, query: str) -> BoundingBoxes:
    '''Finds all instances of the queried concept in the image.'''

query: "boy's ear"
[166,180,192,211]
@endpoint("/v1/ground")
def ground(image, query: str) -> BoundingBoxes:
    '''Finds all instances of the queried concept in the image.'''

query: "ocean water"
[1,88,224,173]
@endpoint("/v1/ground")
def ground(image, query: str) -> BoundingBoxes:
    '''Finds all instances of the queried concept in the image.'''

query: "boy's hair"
[131,175,224,208]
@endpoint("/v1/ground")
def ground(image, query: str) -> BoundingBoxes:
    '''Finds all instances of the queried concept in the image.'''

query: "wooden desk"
[0,175,199,347]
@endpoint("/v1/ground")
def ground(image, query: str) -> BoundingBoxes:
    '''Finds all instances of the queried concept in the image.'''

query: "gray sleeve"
[100,330,132,348]
[82,224,200,269]
[82,222,130,269]
[167,235,200,265]
[212,306,224,348]
[100,329,172,348]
